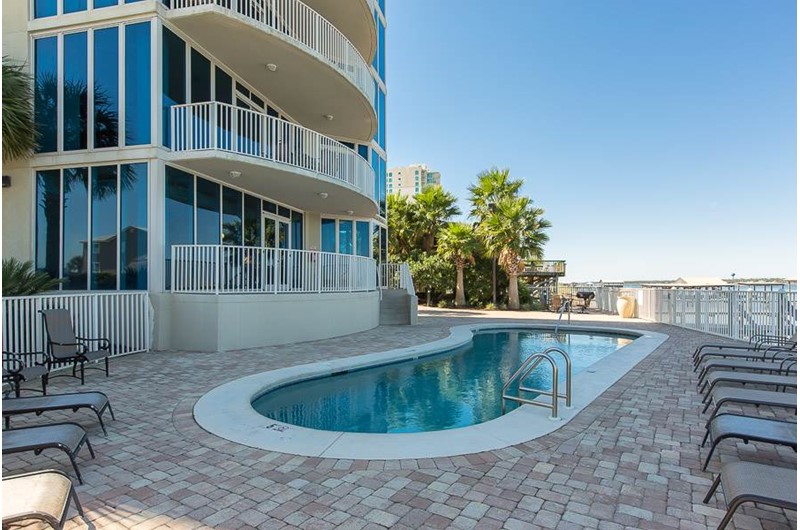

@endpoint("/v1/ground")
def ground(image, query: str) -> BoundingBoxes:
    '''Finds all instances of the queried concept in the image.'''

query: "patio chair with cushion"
[40,309,111,385]
[703,461,796,530]
[2,469,84,530]
[701,413,797,470]
[2,422,95,484]
[3,351,49,397]
[3,391,115,435]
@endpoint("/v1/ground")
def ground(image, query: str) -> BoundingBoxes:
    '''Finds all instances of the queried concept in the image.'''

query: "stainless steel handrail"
[501,346,573,419]
[554,299,571,334]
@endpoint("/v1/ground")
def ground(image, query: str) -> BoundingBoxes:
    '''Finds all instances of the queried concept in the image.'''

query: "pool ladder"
[554,299,571,335]
[501,347,572,420]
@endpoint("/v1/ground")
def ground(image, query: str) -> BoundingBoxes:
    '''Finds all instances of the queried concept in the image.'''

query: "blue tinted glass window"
[321,218,336,253]
[64,0,87,13]
[91,166,118,290]
[373,81,379,145]
[379,157,386,217]
[378,89,386,149]
[372,223,380,261]
[95,0,118,7]
[63,168,89,289]
[380,227,387,262]
[94,27,119,148]
[196,178,220,244]
[371,150,380,201]
[64,32,88,151]
[125,22,151,145]
[222,187,242,245]
[214,67,232,103]
[378,21,385,82]
[35,0,56,18]
[358,144,369,161]
[191,49,211,103]
[36,170,61,281]
[244,194,261,246]
[162,28,185,147]
[121,163,148,290]
[356,221,369,257]
[165,166,194,288]
[339,220,353,255]
[291,211,303,249]
[34,37,58,153]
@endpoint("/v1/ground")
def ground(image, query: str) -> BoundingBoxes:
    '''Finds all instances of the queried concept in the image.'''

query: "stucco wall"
[151,291,380,351]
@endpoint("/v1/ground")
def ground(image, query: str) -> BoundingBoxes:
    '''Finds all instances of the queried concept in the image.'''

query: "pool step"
[380,289,418,325]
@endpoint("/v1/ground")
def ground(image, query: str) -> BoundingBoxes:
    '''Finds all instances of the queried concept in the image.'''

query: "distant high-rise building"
[388,164,442,197]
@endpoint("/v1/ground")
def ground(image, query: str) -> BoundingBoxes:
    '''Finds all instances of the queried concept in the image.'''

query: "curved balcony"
[166,0,376,141]
[169,102,377,217]
[303,0,377,62]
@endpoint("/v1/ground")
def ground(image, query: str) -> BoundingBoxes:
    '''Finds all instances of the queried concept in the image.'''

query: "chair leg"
[703,474,722,503]
[96,412,108,436]
[701,430,711,448]
[716,500,744,530]
[107,401,116,421]
[702,440,721,470]
[80,362,85,385]
[42,373,48,396]
[84,436,96,459]
[104,356,109,377]
[71,486,84,516]
[68,454,84,485]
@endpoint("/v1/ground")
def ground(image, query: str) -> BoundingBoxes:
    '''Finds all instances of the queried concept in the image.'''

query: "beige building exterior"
[388,164,441,197]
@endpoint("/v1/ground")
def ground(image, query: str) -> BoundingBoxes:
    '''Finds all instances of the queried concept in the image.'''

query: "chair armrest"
[76,337,111,350]
[3,351,47,373]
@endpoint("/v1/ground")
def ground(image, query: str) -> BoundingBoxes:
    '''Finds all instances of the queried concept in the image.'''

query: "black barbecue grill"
[575,291,596,313]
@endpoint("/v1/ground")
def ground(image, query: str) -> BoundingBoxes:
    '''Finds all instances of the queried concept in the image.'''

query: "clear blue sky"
[386,1,797,282]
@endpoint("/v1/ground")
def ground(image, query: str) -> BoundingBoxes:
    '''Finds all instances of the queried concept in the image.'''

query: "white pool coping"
[193,324,668,459]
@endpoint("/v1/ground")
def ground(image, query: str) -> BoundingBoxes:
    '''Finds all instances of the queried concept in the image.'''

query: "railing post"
[171,246,176,293]
[211,102,217,150]
[274,250,280,294]
[215,246,220,294]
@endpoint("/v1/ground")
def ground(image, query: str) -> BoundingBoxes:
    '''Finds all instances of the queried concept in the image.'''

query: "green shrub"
[2,258,61,296]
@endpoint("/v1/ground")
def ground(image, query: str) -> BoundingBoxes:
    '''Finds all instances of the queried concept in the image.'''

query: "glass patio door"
[263,214,291,289]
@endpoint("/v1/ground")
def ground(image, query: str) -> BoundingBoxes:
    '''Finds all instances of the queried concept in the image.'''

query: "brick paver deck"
[3,309,796,529]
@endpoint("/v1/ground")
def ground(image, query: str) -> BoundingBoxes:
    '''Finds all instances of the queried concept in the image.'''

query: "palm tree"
[467,167,523,222]
[478,196,551,310]
[387,192,422,260]
[2,58,37,162]
[438,222,481,307]
[414,185,460,253]
[2,258,61,296]
[468,168,524,303]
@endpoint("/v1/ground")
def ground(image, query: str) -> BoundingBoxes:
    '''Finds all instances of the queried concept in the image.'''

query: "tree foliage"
[2,258,62,296]
[2,58,37,162]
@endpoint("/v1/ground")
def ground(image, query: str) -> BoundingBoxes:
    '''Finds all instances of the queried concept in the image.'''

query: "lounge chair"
[699,371,797,402]
[693,344,796,371]
[701,413,797,470]
[3,391,115,435]
[697,357,796,388]
[2,422,95,484]
[2,469,84,530]
[693,333,797,361]
[40,309,111,385]
[703,461,796,530]
[3,351,49,398]
[704,386,797,418]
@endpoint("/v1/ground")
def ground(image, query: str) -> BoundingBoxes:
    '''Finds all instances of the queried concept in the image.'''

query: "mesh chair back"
[41,309,79,360]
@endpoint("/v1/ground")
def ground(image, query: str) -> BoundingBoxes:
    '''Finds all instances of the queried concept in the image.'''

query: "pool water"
[251,330,634,433]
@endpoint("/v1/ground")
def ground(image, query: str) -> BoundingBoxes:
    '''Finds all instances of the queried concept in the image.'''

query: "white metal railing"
[171,245,377,294]
[2,292,151,364]
[167,0,374,106]
[595,287,797,341]
[379,262,415,296]
[171,102,374,200]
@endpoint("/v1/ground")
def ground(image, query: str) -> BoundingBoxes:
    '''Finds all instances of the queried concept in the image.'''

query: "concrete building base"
[151,291,380,352]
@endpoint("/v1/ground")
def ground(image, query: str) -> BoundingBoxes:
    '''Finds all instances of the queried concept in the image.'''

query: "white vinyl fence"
[171,245,377,294]
[379,262,415,296]
[595,287,797,341]
[2,292,151,365]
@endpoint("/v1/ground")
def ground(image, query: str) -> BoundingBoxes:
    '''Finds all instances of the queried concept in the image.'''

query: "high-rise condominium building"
[387,164,441,197]
[2,0,390,350]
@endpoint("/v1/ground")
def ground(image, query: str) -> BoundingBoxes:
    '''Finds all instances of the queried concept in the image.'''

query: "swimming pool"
[193,324,668,459]
[252,330,634,433]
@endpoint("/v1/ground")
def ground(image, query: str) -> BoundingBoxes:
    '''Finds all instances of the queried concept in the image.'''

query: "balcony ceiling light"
[323,114,334,121]
[346,210,354,216]
[318,192,328,199]
[230,170,242,179]
[266,63,278,72]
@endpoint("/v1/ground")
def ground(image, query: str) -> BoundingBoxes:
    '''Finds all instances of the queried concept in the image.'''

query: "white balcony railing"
[171,245,377,294]
[595,287,797,341]
[2,292,151,363]
[167,0,374,106]
[379,262,415,296]
[171,102,375,200]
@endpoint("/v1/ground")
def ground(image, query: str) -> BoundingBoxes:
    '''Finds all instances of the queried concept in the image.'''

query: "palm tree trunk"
[508,273,520,310]
[455,265,466,307]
